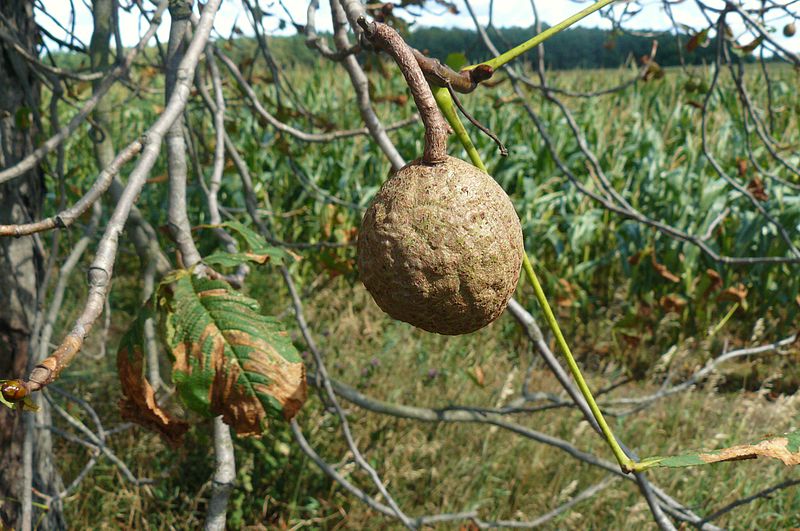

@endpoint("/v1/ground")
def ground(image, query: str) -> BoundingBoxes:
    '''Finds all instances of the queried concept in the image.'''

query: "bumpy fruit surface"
[357,156,523,335]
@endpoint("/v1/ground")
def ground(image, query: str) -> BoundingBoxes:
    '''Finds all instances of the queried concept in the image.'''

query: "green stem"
[522,254,634,472]
[431,86,486,172]
[467,0,618,71]
[707,302,738,339]
[434,81,635,473]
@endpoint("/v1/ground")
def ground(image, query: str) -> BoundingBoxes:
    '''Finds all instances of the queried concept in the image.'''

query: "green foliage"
[200,220,290,267]
[36,26,800,527]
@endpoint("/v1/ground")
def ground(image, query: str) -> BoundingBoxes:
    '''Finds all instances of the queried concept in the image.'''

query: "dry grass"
[52,277,800,529]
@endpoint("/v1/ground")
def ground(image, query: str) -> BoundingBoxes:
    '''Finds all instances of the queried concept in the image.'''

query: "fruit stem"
[358,17,449,165]
[521,253,635,473]
[434,92,636,474]
[431,86,486,172]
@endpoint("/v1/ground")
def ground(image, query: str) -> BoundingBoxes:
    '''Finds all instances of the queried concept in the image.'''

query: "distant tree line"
[405,25,721,69]
[48,25,727,72]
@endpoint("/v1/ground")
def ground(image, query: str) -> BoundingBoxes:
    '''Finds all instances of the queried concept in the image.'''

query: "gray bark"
[0,2,65,529]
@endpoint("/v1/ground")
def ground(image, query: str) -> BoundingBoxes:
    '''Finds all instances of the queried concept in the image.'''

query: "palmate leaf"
[195,220,292,265]
[157,270,306,437]
[638,430,800,470]
[117,304,189,446]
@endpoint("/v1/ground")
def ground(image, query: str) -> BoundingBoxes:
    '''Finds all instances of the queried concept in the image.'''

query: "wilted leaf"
[717,283,748,306]
[433,0,459,14]
[687,29,709,52]
[556,278,576,308]
[640,430,800,469]
[651,255,680,283]
[619,332,641,349]
[627,251,642,266]
[746,177,768,201]
[706,269,722,288]
[698,268,724,300]
[733,35,764,55]
[470,365,485,387]
[159,271,307,437]
[736,157,748,178]
[146,172,168,184]
[660,294,687,313]
[117,306,189,446]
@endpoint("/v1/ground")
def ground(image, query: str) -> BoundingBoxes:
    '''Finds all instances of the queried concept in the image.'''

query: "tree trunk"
[0,2,64,529]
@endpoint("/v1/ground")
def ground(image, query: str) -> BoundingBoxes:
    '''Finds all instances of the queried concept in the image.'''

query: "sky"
[35,0,799,54]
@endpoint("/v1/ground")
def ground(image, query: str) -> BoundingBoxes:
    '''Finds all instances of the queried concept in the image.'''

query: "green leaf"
[638,430,800,470]
[196,221,291,262]
[220,220,274,253]
[158,271,306,437]
[445,52,468,72]
[203,251,283,268]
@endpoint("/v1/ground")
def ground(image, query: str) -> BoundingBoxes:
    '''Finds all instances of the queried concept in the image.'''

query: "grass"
[50,275,800,529]
[31,47,800,528]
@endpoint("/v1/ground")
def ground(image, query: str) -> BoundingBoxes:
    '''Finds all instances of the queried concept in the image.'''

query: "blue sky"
[36,1,799,53]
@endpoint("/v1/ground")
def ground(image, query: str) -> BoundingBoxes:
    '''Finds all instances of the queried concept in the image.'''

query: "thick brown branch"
[412,49,494,93]
[358,18,449,165]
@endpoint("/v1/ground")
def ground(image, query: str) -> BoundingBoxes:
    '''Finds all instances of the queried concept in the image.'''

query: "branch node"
[87,267,109,288]
[469,64,494,84]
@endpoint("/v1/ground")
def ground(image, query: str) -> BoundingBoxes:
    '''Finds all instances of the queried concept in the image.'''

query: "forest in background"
[264,24,723,68]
